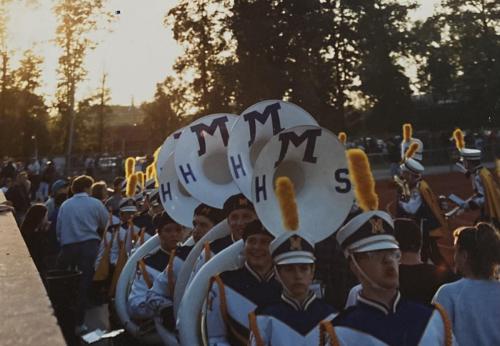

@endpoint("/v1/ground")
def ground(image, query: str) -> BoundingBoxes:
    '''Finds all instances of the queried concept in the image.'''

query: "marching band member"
[249,177,337,346]
[396,155,449,265]
[206,220,280,345]
[322,149,454,346]
[453,129,500,225]
[191,194,257,276]
[127,211,183,320]
[145,204,224,330]
[248,232,337,346]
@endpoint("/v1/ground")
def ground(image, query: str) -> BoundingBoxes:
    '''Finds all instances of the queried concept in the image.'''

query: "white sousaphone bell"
[156,128,184,174]
[174,114,240,208]
[178,125,354,346]
[227,100,318,200]
[252,124,354,241]
[158,152,201,228]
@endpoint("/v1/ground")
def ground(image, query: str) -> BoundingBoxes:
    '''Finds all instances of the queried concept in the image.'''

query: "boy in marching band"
[206,220,280,346]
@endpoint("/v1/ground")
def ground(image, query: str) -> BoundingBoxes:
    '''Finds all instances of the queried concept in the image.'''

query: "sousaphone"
[227,100,318,200]
[156,128,183,174]
[252,124,353,240]
[174,114,240,208]
[158,152,201,228]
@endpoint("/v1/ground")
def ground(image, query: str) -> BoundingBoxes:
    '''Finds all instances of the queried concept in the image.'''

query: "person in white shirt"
[433,222,500,346]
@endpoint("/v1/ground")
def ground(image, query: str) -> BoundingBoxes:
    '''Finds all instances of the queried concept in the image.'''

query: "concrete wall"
[0,192,66,345]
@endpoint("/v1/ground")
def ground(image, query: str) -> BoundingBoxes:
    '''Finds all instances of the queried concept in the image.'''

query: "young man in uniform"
[127,211,183,320]
[206,220,281,345]
[324,210,455,345]
[249,232,337,346]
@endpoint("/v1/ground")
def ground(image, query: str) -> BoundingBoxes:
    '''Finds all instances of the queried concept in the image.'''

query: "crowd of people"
[0,118,499,346]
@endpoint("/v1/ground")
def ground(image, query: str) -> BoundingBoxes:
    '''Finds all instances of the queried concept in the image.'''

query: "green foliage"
[415,0,500,128]
[140,77,187,147]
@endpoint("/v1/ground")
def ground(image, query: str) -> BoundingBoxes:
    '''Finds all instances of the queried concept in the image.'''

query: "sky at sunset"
[5,0,439,106]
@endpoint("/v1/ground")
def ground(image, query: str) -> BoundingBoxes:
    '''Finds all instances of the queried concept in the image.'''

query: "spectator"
[1,161,17,180]
[433,222,500,345]
[91,181,108,203]
[37,161,57,201]
[56,175,109,335]
[45,179,69,217]
[5,171,31,225]
[20,204,50,277]
[394,218,457,304]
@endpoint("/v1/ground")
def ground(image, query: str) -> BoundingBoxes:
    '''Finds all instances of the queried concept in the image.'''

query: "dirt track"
[377,171,480,266]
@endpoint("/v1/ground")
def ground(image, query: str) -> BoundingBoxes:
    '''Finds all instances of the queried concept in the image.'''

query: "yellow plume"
[126,173,138,197]
[275,176,299,231]
[153,146,161,163]
[403,123,412,143]
[338,132,347,145]
[347,149,379,211]
[146,164,154,180]
[125,157,136,179]
[405,142,420,160]
[453,128,465,150]
[136,171,145,189]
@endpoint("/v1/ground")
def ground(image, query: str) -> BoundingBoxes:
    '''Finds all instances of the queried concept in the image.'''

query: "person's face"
[228,208,256,240]
[192,215,214,242]
[158,223,183,250]
[402,171,418,187]
[119,211,134,223]
[277,263,314,298]
[353,249,401,290]
[244,233,273,270]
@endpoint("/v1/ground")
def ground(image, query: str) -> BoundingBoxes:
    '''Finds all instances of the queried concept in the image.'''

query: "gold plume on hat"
[125,157,136,179]
[404,142,420,160]
[152,147,161,187]
[453,128,465,150]
[136,171,145,189]
[126,173,138,197]
[338,132,347,145]
[146,164,154,181]
[347,149,379,211]
[402,123,412,143]
[275,176,299,231]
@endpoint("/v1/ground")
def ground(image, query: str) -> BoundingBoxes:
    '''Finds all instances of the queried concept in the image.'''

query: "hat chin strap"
[273,264,315,297]
[273,266,293,296]
[350,254,390,292]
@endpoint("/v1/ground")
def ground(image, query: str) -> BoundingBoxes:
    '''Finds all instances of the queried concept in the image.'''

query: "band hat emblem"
[174,114,239,208]
[289,236,302,250]
[252,125,353,243]
[370,218,384,234]
[227,100,318,200]
[156,128,184,174]
[158,153,201,228]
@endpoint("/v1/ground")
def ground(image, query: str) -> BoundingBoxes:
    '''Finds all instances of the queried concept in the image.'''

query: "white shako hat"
[400,157,424,175]
[453,128,481,160]
[119,197,138,213]
[270,232,315,265]
[336,210,398,256]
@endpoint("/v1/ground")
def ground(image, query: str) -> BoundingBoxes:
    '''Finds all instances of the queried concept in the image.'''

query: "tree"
[53,0,112,170]
[416,0,500,128]
[166,0,235,117]
[141,76,187,146]
[354,0,418,132]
